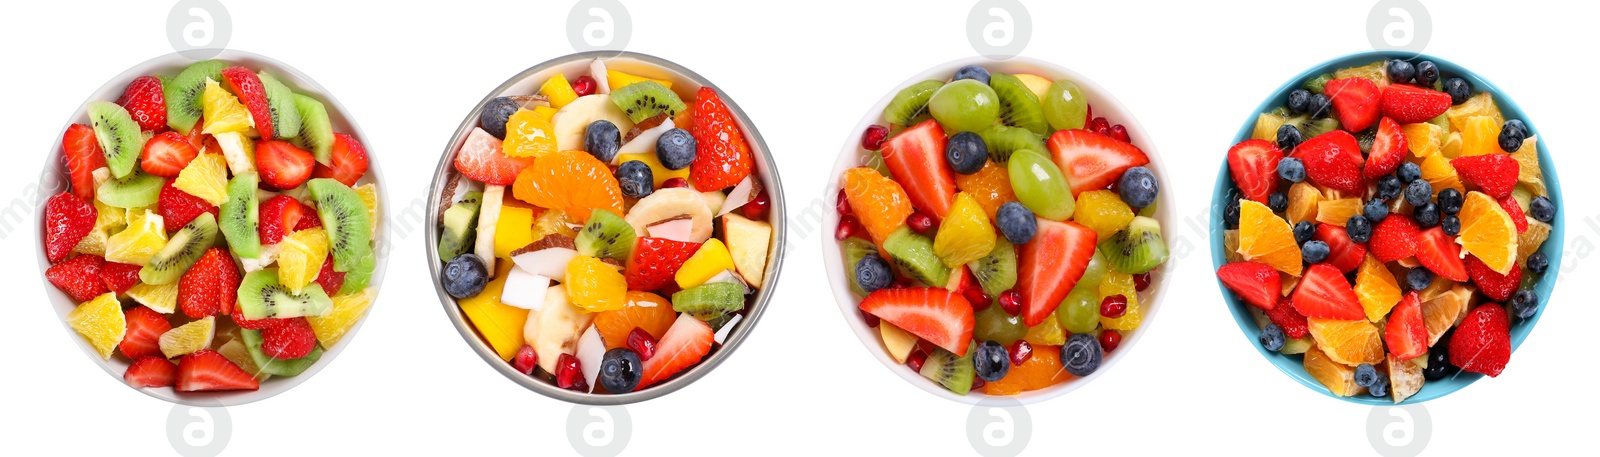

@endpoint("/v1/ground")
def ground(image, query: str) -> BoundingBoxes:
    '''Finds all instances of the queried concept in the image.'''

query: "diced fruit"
[46,254,108,302]
[566,256,628,312]
[1385,292,1428,360]
[1365,117,1407,178]
[1450,154,1518,199]
[638,313,714,389]
[1402,122,1444,158]
[277,228,330,294]
[1355,255,1401,322]
[1046,129,1151,197]
[1226,140,1282,203]
[933,193,996,267]
[1266,296,1309,339]
[176,350,259,392]
[1292,264,1364,320]
[880,322,918,364]
[1369,214,1420,263]
[1314,224,1367,273]
[1237,200,1302,276]
[593,291,677,349]
[124,356,179,388]
[512,150,624,224]
[1304,346,1365,397]
[1217,262,1281,310]
[858,287,975,356]
[139,131,199,178]
[1457,191,1518,274]
[883,227,949,288]
[1098,272,1143,331]
[67,292,126,359]
[44,192,98,264]
[881,120,956,221]
[104,209,166,265]
[176,247,239,318]
[1098,216,1168,274]
[625,237,699,292]
[117,75,167,132]
[1293,131,1364,195]
[1380,84,1452,124]
[1458,116,1501,157]
[539,74,579,109]
[1449,304,1511,377]
[307,290,373,348]
[62,124,107,201]
[955,160,1016,220]
[842,167,914,246]
[1016,219,1098,327]
[159,316,215,359]
[458,262,528,361]
[528,285,592,373]
[1285,182,1321,226]
[173,153,229,206]
[722,213,773,288]
[456,127,535,186]
[1307,317,1385,366]
[984,344,1069,395]
[159,180,218,236]
[1324,77,1380,131]
[1073,190,1134,241]
[311,133,370,186]
[689,87,753,191]
[675,239,736,289]
[502,109,558,158]
[492,204,536,259]
[1419,154,1465,197]
[921,345,977,396]
[126,282,178,314]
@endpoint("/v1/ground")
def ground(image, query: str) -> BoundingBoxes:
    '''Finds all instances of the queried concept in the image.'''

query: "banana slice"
[529,285,594,374]
[552,94,635,152]
[625,188,713,243]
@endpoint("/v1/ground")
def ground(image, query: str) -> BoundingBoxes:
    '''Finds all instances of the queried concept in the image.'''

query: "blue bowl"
[1211,51,1563,405]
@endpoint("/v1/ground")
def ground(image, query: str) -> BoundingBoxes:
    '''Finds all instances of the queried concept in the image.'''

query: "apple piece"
[214,131,256,175]
[589,59,610,95]
[510,234,579,281]
[722,213,773,288]
[703,269,749,294]
[577,325,605,393]
[618,118,674,156]
[473,185,506,272]
[500,267,551,310]
[646,218,696,243]
[700,191,726,216]
[91,167,112,188]
[717,177,762,216]
[529,285,593,374]
[1013,73,1053,99]
[713,314,742,345]
[880,321,918,363]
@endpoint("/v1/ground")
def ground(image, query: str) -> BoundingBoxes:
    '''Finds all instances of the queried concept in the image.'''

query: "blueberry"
[1260,323,1286,352]
[1293,221,1316,245]
[1276,124,1303,152]
[996,201,1037,245]
[1363,199,1389,223]
[945,131,988,175]
[1301,240,1329,264]
[598,348,643,393]
[1368,377,1389,398]
[1527,252,1549,275]
[1278,157,1307,183]
[1398,162,1422,183]
[1117,166,1159,209]
[616,160,654,199]
[953,65,991,85]
[973,341,1010,382]
[442,253,489,299]
[1375,175,1403,201]
[1060,333,1103,377]
[655,128,697,170]
[1437,188,1463,215]
[1511,290,1539,319]
[1346,215,1373,243]
[1386,59,1416,83]
[584,120,622,163]
[1406,268,1433,291]
[1224,198,1241,229]
[1287,89,1312,114]
[1414,202,1440,228]
[855,255,894,294]
[1499,120,1527,152]
[478,97,520,140]
[1415,61,1440,87]
[1529,196,1555,222]
[1308,93,1333,119]
[1354,363,1380,387]
[1423,342,1456,380]
[1443,77,1473,105]
[1441,215,1461,236]
[1404,179,1433,207]
[1267,191,1288,213]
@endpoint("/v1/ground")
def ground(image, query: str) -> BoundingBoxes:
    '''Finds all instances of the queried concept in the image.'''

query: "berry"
[117,76,167,131]
[655,128,696,170]
[1406,267,1433,291]
[973,340,1010,382]
[442,253,489,299]
[1450,154,1517,198]
[1276,124,1303,151]
[176,350,259,392]
[1376,175,1403,201]
[1277,157,1306,183]
[1424,343,1456,380]
[1133,273,1151,291]
[615,160,654,199]
[1380,84,1452,124]
[1354,363,1380,387]
[1293,221,1316,245]
[1443,77,1472,104]
[571,76,598,97]
[835,215,863,240]
[860,309,880,328]
[256,140,316,190]
[1527,252,1549,275]
[584,120,622,163]
[1099,295,1127,319]
[1008,340,1034,366]
[1450,304,1512,377]
[1415,61,1440,86]
[158,181,219,233]
[1363,198,1389,223]
[1404,179,1433,207]
[624,237,698,291]
[1301,240,1330,264]
[858,287,975,355]
[1307,93,1332,119]
[1370,215,1421,263]
[1414,202,1440,228]
[741,190,770,220]
[1216,261,1282,311]
[627,327,658,361]
[1089,117,1110,135]
[1110,125,1131,143]
[1290,264,1365,320]
[1117,166,1159,209]
[1224,198,1241,229]
[1048,128,1151,196]
[177,248,239,319]
[1511,290,1539,319]
[855,255,894,294]
[1266,296,1310,338]
[835,189,853,216]
[140,131,200,177]
[1365,117,1408,179]
[907,211,934,234]
[1260,323,1286,352]
[1499,119,1527,152]
[1438,188,1463,215]
[953,65,991,85]
[1465,255,1521,302]
[124,356,179,388]
[556,353,587,391]
[1386,60,1416,83]
[479,97,520,140]
[1315,223,1368,273]
[62,124,107,201]
[662,177,689,189]
[860,125,889,151]
[998,290,1022,316]
[261,317,316,359]
[1324,77,1381,131]
[996,201,1037,245]
[907,349,927,373]
[961,285,991,312]
[1368,377,1389,398]
[1529,196,1555,222]
[1099,330,1122,353]
[120,306,171,360]
[599,348,644,393]
[1061,333,1103,376]
[1398,161,1422,183]
[512,345,538,375]
[1346,215,1372,243]
[46,254,108,303]
[1441,215,1461,236]
[1226,139,1283,204]
[311,133,370,186]
[43,192,96,264]
[1293,130,1363,195]
[690,87,754,191]
[101,261,141,295]
[1286,89,1312,114]
[944,131,988,175]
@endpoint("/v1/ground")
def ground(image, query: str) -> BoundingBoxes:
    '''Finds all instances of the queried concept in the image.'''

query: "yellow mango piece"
[607,70,673,91]
[493,204,536,258]
[539,74,579,109]
[458,262,530,361]
[676,239,735,289]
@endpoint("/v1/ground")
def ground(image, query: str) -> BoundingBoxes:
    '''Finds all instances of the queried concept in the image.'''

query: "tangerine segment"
[1458,191,1518,274]
[1354,254,1401,323]
[984,345,1070,395]
[954,160,1016,220]
[1419,154,1465,197]
[842,167,913,246]
[1285,182,1321,226]
[592,291,678,349]
[1304,346,1365,397]
[1237,200,1302,276]
[1307,318,1386,366]
[512,150,625,224]
[1315,198,1361,227]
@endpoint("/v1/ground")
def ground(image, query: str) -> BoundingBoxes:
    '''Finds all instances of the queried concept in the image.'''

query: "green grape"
[928,79,1000,134]
[1042,79,1088,131]
[1077,249,1109,289]
[1057,286,1101,334]
[1006,149,1075,220]
[974,304,1028,345]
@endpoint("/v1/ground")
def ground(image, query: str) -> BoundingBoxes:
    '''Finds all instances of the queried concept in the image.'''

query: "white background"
[1,0,1594,455]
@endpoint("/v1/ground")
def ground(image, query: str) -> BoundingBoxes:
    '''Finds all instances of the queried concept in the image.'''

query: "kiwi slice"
[1355,127,1377,155]
[240,329,324,374]
[883,80,943,126]
[437,191,482,262]
[671,282,745,322]
[883,226,949,287]
[87,101,146,178]
[163,60,226,134]
[219,172,261,258]
[95,170,163,209]
[337,249,376,295]
[576,208,635,261]
[610,81,687,124]
[1098,216,1170,274]
[919,343,976,395]
[138,212,218,285]
[977,124,1046,163]
[966,239,1017,298]
[1303,73,1334,95]
[238,268,334,319]
[291,94,335,165]
[989,73,1049,136]
[1257,107,1339,141]
[256,71,304,140]
[841,237,879,297]
[307,178,374,274]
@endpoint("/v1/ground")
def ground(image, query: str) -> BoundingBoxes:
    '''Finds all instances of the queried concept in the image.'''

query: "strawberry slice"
[62,124,107,201]
[139,131,200,178]
[1380,84,1452,124]
[1449,304,1511,377]
[1364,117,1408,179]
[638,313,715,389]
[178,248,240,319]
[1047,129,1150,197]
[116,76,166,132]
[455,127,533,185]
[100,261,142,295]
[312,133,370,186]
[220,67,275,139]
[1291,131,1364,195]
[1498,195,1528,234]
[46,253,107,302]
[1226,139,1283,204]
[1266,296,1309,339]
[1384,292,1428,360]
[259,195,309,245]
[1017,219,1098,327]
[1369,214,1420,263]
[626,237,701,291]
[1216,262,1281,310]
[124,356,179,388]
[1313,224,1367,273]
[262,317,316,359]
[1450,154,1518,199]
[881,120,956,221]
[1465,255,1520,302]
[1324,77,1380,132]
[1290,263,1365,320]
[43,192,97,264]
[120,306,171,359]
[1416,227,1468,281]
[158,180,218,234]
[858,287,975,355]
[256,140,316,190]
[314,256,346,297]
[689,87,754,191]
[177,350,260,391]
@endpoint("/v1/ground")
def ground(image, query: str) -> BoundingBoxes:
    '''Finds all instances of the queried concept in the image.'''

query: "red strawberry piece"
[1046,128,1151,197]
[116,76,167,132]
[176,350,260,392]
[1290,263,1365,320]
[1216,261,1281,310]
[312,133,370,186]
[1384,292,1429,360]
[1498,195,1528,234]
[689,87,754,191]
[46,254,108,302]
[178,248,240,319]
[314,256,346,296]
[881,120,957,222]
[1364,117,1408,179]
[124,356,179,388]
[1450,154,1518,199]
[258,195,308,245]
[1313,223,1368,273]
[295,207,322,231]
[186,118,207,150]
[62,124,107,201]
[1291,131,1365,195]
[1449,304,1512,377]
[1379,84,1452,124]
[1265,296,1309,339]
[220,66,275,139]
[120,306,171,359]
[1324,77,1381,132]
[256,140,316,190]
[43,192,97,263]
[454,127,533,186]
[139,131,199,178]
[858,287,976,356]
[158,180,218,234]
[638,315,715,389]
[1465,255,1521,302]
[232,300,285,330]
[1016,219,1099,327]
[1369,214,1420,263]
[1225,139,1283,204]
[625,237,701,291]
[261,317,317,360]
[1415,227,1468,282]
[100,261,142,294]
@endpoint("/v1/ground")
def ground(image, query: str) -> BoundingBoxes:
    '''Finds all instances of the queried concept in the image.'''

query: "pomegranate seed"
[662,177,689,189]
[1100,330,1122,353]
[962,286,991,311]
[555,353,584,390]
[836,189,853,216]
[512,345,538,375]
[894,276,917,289]
[907,212,934,234]
[1089,117,1110,133]
[971,376,986,391]
[1009,340,1033,366]
[571,76,598,97]
[1134,273,1152,291]
[860,309,881,327]
[998,290,1022,316]
[836,215,862,240]
[861,125,890,151]
[908,350,928,373]
[1110,124,1130,143]
[626,327,657,361]
[741,190,770,219]
[1100,295,1128,318]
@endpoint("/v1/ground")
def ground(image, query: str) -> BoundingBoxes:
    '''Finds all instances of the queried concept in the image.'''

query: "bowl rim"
[36,49,391,407]
[1210,50,1563,405]
[822,56,1173,406]
[425,50,785,405]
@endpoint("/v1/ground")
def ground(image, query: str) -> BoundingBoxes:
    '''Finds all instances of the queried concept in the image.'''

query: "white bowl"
[824,57,1172,405]
[36,50,388,406]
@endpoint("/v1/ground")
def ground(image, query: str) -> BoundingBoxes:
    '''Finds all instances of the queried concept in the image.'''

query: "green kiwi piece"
[919,343,976,395]
[978,124,1046,163]
[219,171,261,258]
[883,80,944,126]
[1281,336,1313,355]
[87,101,145,178]
[241,329,323,374]
[883,226,949,287]
[671,282,745,322]
[138,212,218,285]
[238,268,334,319]
[1303,73,1334,94]
[163,60,227,134]
[337,249,376,295]
[966,238,1016,298]
[1098,216,1170,274]
[1355,127,1377,154]
[1266,107,1340,139]
[1427,112,1450,133]
[610,81,687,124]
[291,94,335,165]
[256,71,304,140]
[95,170,163,208]
[575,208,636,261]
[840,237,879,297]
[306,178,374,273]
[989,73,1049,136]
[437,191,482,262]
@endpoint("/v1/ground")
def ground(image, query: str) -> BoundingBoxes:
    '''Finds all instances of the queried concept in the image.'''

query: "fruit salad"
[437,57,775,396]
[44,59,380,395]
[1217,57,1556,403]
[837,63,1169,397]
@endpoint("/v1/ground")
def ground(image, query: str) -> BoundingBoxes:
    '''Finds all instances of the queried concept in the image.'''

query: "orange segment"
[1355,255,1401,323]
[1419,154,1465,197]
[1315,198,1362,226]
[955,160,1016,220]
[1458,191,1518,274]
[1509,136,1546,196]
[1421,287,1467,346]
[511,150,625,224]
[1304,346,1366,397]
[592,291,678,349]
[1518,220,1551,267]
[1401,122,1444,158]
[1098,272,1142,331]
[1459,116,1501,157]
[1286,182,1321,226]
[984,345,1071,396]
[1307,318,1386,366]
[1238,200,1302,276]
[842,167,913,246]
[1444,92,1504,133]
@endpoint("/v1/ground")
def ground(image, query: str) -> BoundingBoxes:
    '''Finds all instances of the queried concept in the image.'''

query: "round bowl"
[38,50,389,406]
[825,57,1172,405]
[428,51,784,405]
[1212,51,1562,405]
